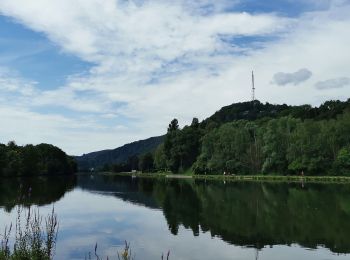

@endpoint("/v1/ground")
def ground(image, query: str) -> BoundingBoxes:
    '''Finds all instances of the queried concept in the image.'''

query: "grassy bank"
[95,171,350,184]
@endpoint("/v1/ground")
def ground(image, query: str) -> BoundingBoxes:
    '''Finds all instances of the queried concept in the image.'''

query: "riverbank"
[92,172,350,184]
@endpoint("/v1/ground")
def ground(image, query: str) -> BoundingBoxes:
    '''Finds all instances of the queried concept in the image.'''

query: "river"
[1,174,350,259]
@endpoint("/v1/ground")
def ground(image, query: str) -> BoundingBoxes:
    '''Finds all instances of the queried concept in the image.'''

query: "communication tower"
[252,70,255,102]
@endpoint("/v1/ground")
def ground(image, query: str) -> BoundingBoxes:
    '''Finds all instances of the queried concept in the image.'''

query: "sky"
[0,0,349,155]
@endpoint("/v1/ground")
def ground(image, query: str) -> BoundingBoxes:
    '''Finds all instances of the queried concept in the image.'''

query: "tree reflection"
[0,175,76,212]
[79,175,350,254]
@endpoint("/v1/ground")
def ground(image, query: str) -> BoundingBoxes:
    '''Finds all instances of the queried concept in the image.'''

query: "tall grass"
[85,242,135,260]
[87,241,170,260]
[1,208,170,260]
[0,206,58,260]
[117,241,133,260]
[1,187,169,260]
[85,241,136,260]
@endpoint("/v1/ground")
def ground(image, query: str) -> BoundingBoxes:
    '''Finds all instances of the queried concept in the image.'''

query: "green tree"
[0,142,76,176]
[154,144,167,171]
[139,152,154,172]
[335,147,350,175]
[262,117,299,174]
[168,119,179,132]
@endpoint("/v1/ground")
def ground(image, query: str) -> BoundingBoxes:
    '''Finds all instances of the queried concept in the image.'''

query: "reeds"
[85,241,134,260]
[86,241,170,260]
[117,241,133,260]
[161,251,170,260]
[0,206,58,260]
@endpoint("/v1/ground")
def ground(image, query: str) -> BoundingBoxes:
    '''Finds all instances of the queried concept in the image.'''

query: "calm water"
[1,175,350,260]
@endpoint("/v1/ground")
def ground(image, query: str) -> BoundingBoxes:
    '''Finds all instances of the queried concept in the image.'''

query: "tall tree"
[139,152,154,172]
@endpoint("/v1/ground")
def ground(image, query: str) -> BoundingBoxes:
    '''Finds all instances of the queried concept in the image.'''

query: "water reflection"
[0,175,76,212]
[1,174,350,259]
[78,175,350,254]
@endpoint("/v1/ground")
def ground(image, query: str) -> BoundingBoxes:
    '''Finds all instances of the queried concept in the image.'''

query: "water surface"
[1,175,350,260]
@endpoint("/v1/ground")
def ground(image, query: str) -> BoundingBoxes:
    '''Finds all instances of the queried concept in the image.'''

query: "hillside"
[203,99,350,126]
[157,98,350,175]
[76,98,350,175]
[76,135,164,171]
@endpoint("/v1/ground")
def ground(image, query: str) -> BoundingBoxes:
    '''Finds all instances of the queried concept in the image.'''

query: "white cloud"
[273,69,312,86]
[0,0,289,65]
[0,102,143,155]
[0,0,349,154]
[0,68,36,96]
[315,77,350,90]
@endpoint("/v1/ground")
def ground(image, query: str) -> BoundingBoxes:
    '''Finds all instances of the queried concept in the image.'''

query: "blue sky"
[0,0,349,154]
[0,16,92,90]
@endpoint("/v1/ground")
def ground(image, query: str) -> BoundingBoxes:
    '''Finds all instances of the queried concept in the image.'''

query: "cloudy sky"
[0,0,349,155]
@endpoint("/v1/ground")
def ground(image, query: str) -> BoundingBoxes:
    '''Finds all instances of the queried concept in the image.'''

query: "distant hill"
[202,99,350,126]
[160,98,350,175]
[76,98,350,172]
[75,135,164,171]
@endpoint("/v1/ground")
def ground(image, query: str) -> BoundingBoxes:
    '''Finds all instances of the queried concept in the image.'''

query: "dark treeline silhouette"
[0,141,77,176]
[76,136,164,171]
[0,175,77,212]
[154,99,350,175]
[99,152,155,173]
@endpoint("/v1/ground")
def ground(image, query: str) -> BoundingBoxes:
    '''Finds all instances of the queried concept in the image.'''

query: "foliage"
[203,99,350,126]
[0,206,58,260]
[110,152,156,173]
[154,144,167,171]
[163,118,203,173]
[139,153,154,173]
[77,98,350,176]
[157,99,350,175]
[0,142,77,177]
[335,147,350,175]
[76,136,164,171]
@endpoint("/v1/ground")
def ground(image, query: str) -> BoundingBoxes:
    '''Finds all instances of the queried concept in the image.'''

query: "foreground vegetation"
[1,201,168,260]
[0,142,77,177]
[0,206,134,260]
[0,206,58,260]
[104,99,350,176]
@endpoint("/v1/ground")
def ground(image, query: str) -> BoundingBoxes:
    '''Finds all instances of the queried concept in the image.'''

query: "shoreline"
[94,171,350,184]
[3,172,349,184]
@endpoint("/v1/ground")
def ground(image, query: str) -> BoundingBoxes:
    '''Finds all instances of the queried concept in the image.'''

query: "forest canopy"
[80,98,350,176]
[0,142,77,176]
[154,99,350,175]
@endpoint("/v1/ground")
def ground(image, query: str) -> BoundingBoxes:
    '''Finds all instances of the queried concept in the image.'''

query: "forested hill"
[154,98,350,176]
[79,98,350,175]
[0,142,77,176]
[76,135,164,171]
[203,99,350,126]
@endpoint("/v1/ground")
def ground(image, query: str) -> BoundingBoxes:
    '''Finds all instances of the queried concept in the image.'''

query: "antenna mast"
[251,70,255,102]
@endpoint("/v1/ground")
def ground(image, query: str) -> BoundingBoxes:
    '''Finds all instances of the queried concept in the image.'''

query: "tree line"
[0,141,77,176]
[153,99,350,175]
[101,99,350,175]
[101,152,155,173]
